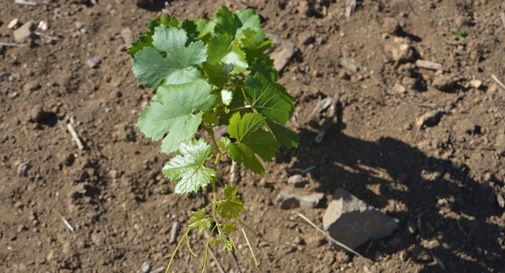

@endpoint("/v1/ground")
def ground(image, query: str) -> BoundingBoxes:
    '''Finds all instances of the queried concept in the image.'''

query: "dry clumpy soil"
[1,1,505,273]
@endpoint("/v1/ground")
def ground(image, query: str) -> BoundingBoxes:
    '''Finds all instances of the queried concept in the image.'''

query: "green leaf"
[222,221,238,234]
[163,139,216,194]
[132,25,207,87]
[223,238,235,252]
[188,209,212,234]
[194,19,216,39]
[213,6,241,36]
[223,112,277,174]
[217,185,244,218]
[266,120,299,148]
[128,16,180,56]
[137,79,216,153]
[222,137,263,174]
[234,9,267,48]
[243,72,295,124]
[222,43,248,73]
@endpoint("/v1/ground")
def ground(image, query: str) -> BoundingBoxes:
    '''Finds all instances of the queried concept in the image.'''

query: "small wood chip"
[500,12,505,29]
[168,221,180,244]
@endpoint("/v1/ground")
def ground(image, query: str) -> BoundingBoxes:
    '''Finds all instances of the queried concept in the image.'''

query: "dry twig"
[55,211,75,232]
[491,74,505,90]
[67,123,84,150]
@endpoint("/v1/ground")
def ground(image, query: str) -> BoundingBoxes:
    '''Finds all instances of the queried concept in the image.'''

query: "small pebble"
[8,18,19,29]
[17,162,30,177]
[85,57,101,68]
[140,262,150,273]
[287,174,307,187]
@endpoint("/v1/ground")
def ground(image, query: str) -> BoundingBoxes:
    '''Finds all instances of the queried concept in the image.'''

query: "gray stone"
[120,27,133,45]
[276,190,324,209]
[323,188,398,249]
[340,58,358,73]
[139,262,150,273]
[270,39,295,72]
[17,162,30,177]
[85,57,101,68]
[13,21,34,43]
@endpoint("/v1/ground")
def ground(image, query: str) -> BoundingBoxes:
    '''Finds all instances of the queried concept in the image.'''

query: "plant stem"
[165,229,190,273]
[241,227,259,267]
[202,226,217,273]
[205,125,221,154]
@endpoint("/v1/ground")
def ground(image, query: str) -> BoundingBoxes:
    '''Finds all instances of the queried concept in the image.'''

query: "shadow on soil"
[280,116,503,272]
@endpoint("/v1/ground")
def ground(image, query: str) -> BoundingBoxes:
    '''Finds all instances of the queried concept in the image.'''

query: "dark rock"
[323,188,398,249]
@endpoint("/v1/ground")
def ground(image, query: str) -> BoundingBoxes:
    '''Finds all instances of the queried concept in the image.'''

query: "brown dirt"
[1,1,504,272]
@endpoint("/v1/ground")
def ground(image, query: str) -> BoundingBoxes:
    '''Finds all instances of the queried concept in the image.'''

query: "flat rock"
[340,58,358,74]
[270,39,295,72]
[13,21,34,43]
[276,189,324,209]
[432,74,459,92]
[85,57,101,68]
[120,27,133,45]
[323,188,398,249]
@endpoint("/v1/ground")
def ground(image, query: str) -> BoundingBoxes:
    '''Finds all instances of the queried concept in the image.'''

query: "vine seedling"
[128,6,298,272]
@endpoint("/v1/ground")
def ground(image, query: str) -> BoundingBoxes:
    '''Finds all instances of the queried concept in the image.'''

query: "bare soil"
[1,1,504,272]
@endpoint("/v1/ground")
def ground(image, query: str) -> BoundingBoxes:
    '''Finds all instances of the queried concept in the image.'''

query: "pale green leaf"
[188,209,212,234]
[163,139,216,194]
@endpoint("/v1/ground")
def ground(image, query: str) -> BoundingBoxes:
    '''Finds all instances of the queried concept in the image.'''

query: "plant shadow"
[281,114,503,272]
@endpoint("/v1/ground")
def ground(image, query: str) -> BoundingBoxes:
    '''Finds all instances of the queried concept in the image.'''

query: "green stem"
[205,125,221,154]
[238,219,272,244]
[165,229,190,273]
[202,226,217,273]
[241,227,259,267]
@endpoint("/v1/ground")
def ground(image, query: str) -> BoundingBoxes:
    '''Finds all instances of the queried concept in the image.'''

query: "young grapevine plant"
[128,6,298,271]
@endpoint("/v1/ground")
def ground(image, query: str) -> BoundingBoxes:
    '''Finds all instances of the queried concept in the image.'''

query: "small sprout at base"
[453,28,468,39]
